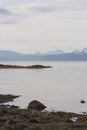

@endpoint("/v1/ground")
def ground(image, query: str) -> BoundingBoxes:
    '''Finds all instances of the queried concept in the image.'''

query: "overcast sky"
[0,0,87,53]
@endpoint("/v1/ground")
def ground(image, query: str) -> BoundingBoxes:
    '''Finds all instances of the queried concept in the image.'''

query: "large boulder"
[28,100,46,111]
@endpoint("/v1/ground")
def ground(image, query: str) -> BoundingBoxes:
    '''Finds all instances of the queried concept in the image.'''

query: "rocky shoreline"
[0,94,20,104]
[0,94,87,130]
[0,64,51,69]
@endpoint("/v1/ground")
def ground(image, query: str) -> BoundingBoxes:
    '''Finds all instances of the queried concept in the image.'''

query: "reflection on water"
[0,61,87,113]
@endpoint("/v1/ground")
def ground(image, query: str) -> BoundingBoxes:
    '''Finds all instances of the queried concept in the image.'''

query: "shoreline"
[0,94,87,130]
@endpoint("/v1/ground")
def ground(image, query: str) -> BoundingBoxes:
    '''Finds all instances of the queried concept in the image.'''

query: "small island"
[0,64,52,69]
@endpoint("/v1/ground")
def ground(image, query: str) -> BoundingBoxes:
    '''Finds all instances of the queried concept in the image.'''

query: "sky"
[0,0,87,53]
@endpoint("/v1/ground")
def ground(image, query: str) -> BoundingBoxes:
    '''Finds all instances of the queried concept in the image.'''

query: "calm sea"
[0,61,87,113]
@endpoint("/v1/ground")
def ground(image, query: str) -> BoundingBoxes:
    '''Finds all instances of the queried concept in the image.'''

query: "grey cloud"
[0,0,87,24]
[0,20,18,24]
[0,15,20,24]
[23,1,87,15]
[0,7,22,24]
[0,8,10,15]
[22,3,57,14]
[30,5,56,13]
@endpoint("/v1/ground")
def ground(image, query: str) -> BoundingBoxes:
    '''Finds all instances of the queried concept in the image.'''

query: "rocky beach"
[0,94,87,130]
[0,0,86,129]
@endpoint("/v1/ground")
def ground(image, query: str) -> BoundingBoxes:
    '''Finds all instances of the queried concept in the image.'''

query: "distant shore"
[0,94,87,130]
[0,64,52,69]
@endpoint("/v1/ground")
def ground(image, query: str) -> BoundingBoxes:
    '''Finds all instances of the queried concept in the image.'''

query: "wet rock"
[20,113,29,119]
[13,123,27,130]
[0,118,7,123]
[28,100,46,111]
[10,105,19,109]
[80,100,86,104]
[1,123,27,130]
[6,119,16,124]
[2,123,27,130]
[1,126,10,130]
[29,119,39,123]
[76,116,87,122]
[65,118,74,123]
[0,112,4,116]
[0,94,19,103]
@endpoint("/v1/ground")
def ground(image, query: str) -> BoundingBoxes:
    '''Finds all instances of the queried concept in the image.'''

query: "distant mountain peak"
[0,50,19,54]
[47,50,63,55]
[72,48,87,54]
[81,48,87,54]
[0,49,87,61]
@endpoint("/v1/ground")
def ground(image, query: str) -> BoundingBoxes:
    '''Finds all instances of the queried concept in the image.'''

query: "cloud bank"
[0,8,10,15]
[0,0,87,53]
[0,0,87,24]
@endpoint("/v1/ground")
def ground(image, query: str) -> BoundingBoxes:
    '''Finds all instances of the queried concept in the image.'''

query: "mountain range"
[0,48,87,61]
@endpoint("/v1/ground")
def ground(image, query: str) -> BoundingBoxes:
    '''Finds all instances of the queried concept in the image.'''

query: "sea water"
[0,61,87,113]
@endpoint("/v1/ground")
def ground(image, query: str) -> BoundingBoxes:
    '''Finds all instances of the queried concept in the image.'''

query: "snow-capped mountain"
[47,50,63,55]
[72,48,87,54]
[0,48,87,61]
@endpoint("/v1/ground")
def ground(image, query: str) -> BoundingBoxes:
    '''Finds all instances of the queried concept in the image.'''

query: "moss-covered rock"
[28,100,46,111]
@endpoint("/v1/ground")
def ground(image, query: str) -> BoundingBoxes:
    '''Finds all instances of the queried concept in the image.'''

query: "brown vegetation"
[0,94,87,130]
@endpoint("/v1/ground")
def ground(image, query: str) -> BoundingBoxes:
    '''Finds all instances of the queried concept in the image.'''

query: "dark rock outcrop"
[0,94,19,103]
[80,100,86,104]
[28,100,46,111]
